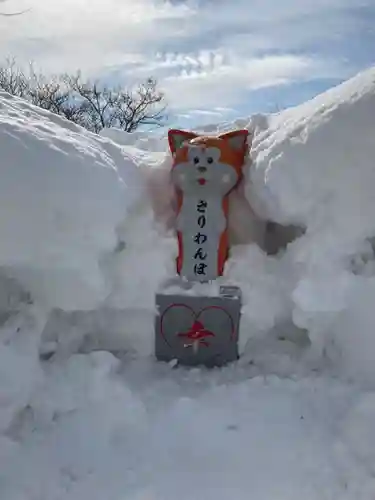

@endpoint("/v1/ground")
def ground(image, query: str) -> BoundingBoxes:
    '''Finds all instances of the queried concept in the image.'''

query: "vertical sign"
[168,129,249,282]
[193,199,208,278]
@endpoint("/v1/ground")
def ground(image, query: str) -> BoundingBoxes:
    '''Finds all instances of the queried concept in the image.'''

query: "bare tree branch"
[0,59,167,133]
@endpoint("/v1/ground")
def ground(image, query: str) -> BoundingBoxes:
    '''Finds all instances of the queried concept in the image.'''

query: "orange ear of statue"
[168,129,199,155]
[218,129,252,160]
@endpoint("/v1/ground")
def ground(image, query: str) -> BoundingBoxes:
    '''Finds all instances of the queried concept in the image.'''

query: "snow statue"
[155,129,252,367]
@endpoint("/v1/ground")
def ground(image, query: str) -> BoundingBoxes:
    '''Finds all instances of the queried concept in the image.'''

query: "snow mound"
[249,66,375,229]
[100,127,167,154]
[0,92,144,310]
[229,66,375,386]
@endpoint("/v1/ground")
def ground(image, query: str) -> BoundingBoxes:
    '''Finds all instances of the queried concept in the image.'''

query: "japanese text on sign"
[194,199,208,277]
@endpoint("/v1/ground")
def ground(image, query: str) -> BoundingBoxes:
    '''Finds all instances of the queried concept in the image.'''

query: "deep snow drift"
[1,67,375,499]
[0,91,144,311]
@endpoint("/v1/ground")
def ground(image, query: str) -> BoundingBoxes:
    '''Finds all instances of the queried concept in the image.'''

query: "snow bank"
[100,127,167,154]
[0,92,144,310]
[244,67,375,385]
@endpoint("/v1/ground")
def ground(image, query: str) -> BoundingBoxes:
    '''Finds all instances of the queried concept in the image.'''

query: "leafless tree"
[63,73,166,133]
[0,58,29,96]
[0,59,167,133]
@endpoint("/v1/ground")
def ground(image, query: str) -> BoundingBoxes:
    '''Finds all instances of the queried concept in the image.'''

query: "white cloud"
[160,53,315,108]
[0,0,372,115]
[0,0,193,73]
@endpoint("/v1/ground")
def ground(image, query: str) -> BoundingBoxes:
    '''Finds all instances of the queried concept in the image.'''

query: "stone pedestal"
[155,280,242,367]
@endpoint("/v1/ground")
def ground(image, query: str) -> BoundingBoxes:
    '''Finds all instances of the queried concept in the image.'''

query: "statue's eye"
[193,157,200,164]
[207,157,213,164]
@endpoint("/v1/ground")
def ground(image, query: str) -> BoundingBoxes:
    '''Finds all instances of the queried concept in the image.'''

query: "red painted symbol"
[159,303,235,352]
[178,319,215,348]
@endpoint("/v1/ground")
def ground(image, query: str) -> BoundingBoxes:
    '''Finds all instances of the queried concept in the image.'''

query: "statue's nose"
[197,166,207,173]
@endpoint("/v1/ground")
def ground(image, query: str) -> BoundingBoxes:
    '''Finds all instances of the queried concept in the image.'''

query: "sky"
[0,0,375,128]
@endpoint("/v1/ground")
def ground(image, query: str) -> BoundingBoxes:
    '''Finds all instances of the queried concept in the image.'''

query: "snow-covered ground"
[1,67,375,499]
